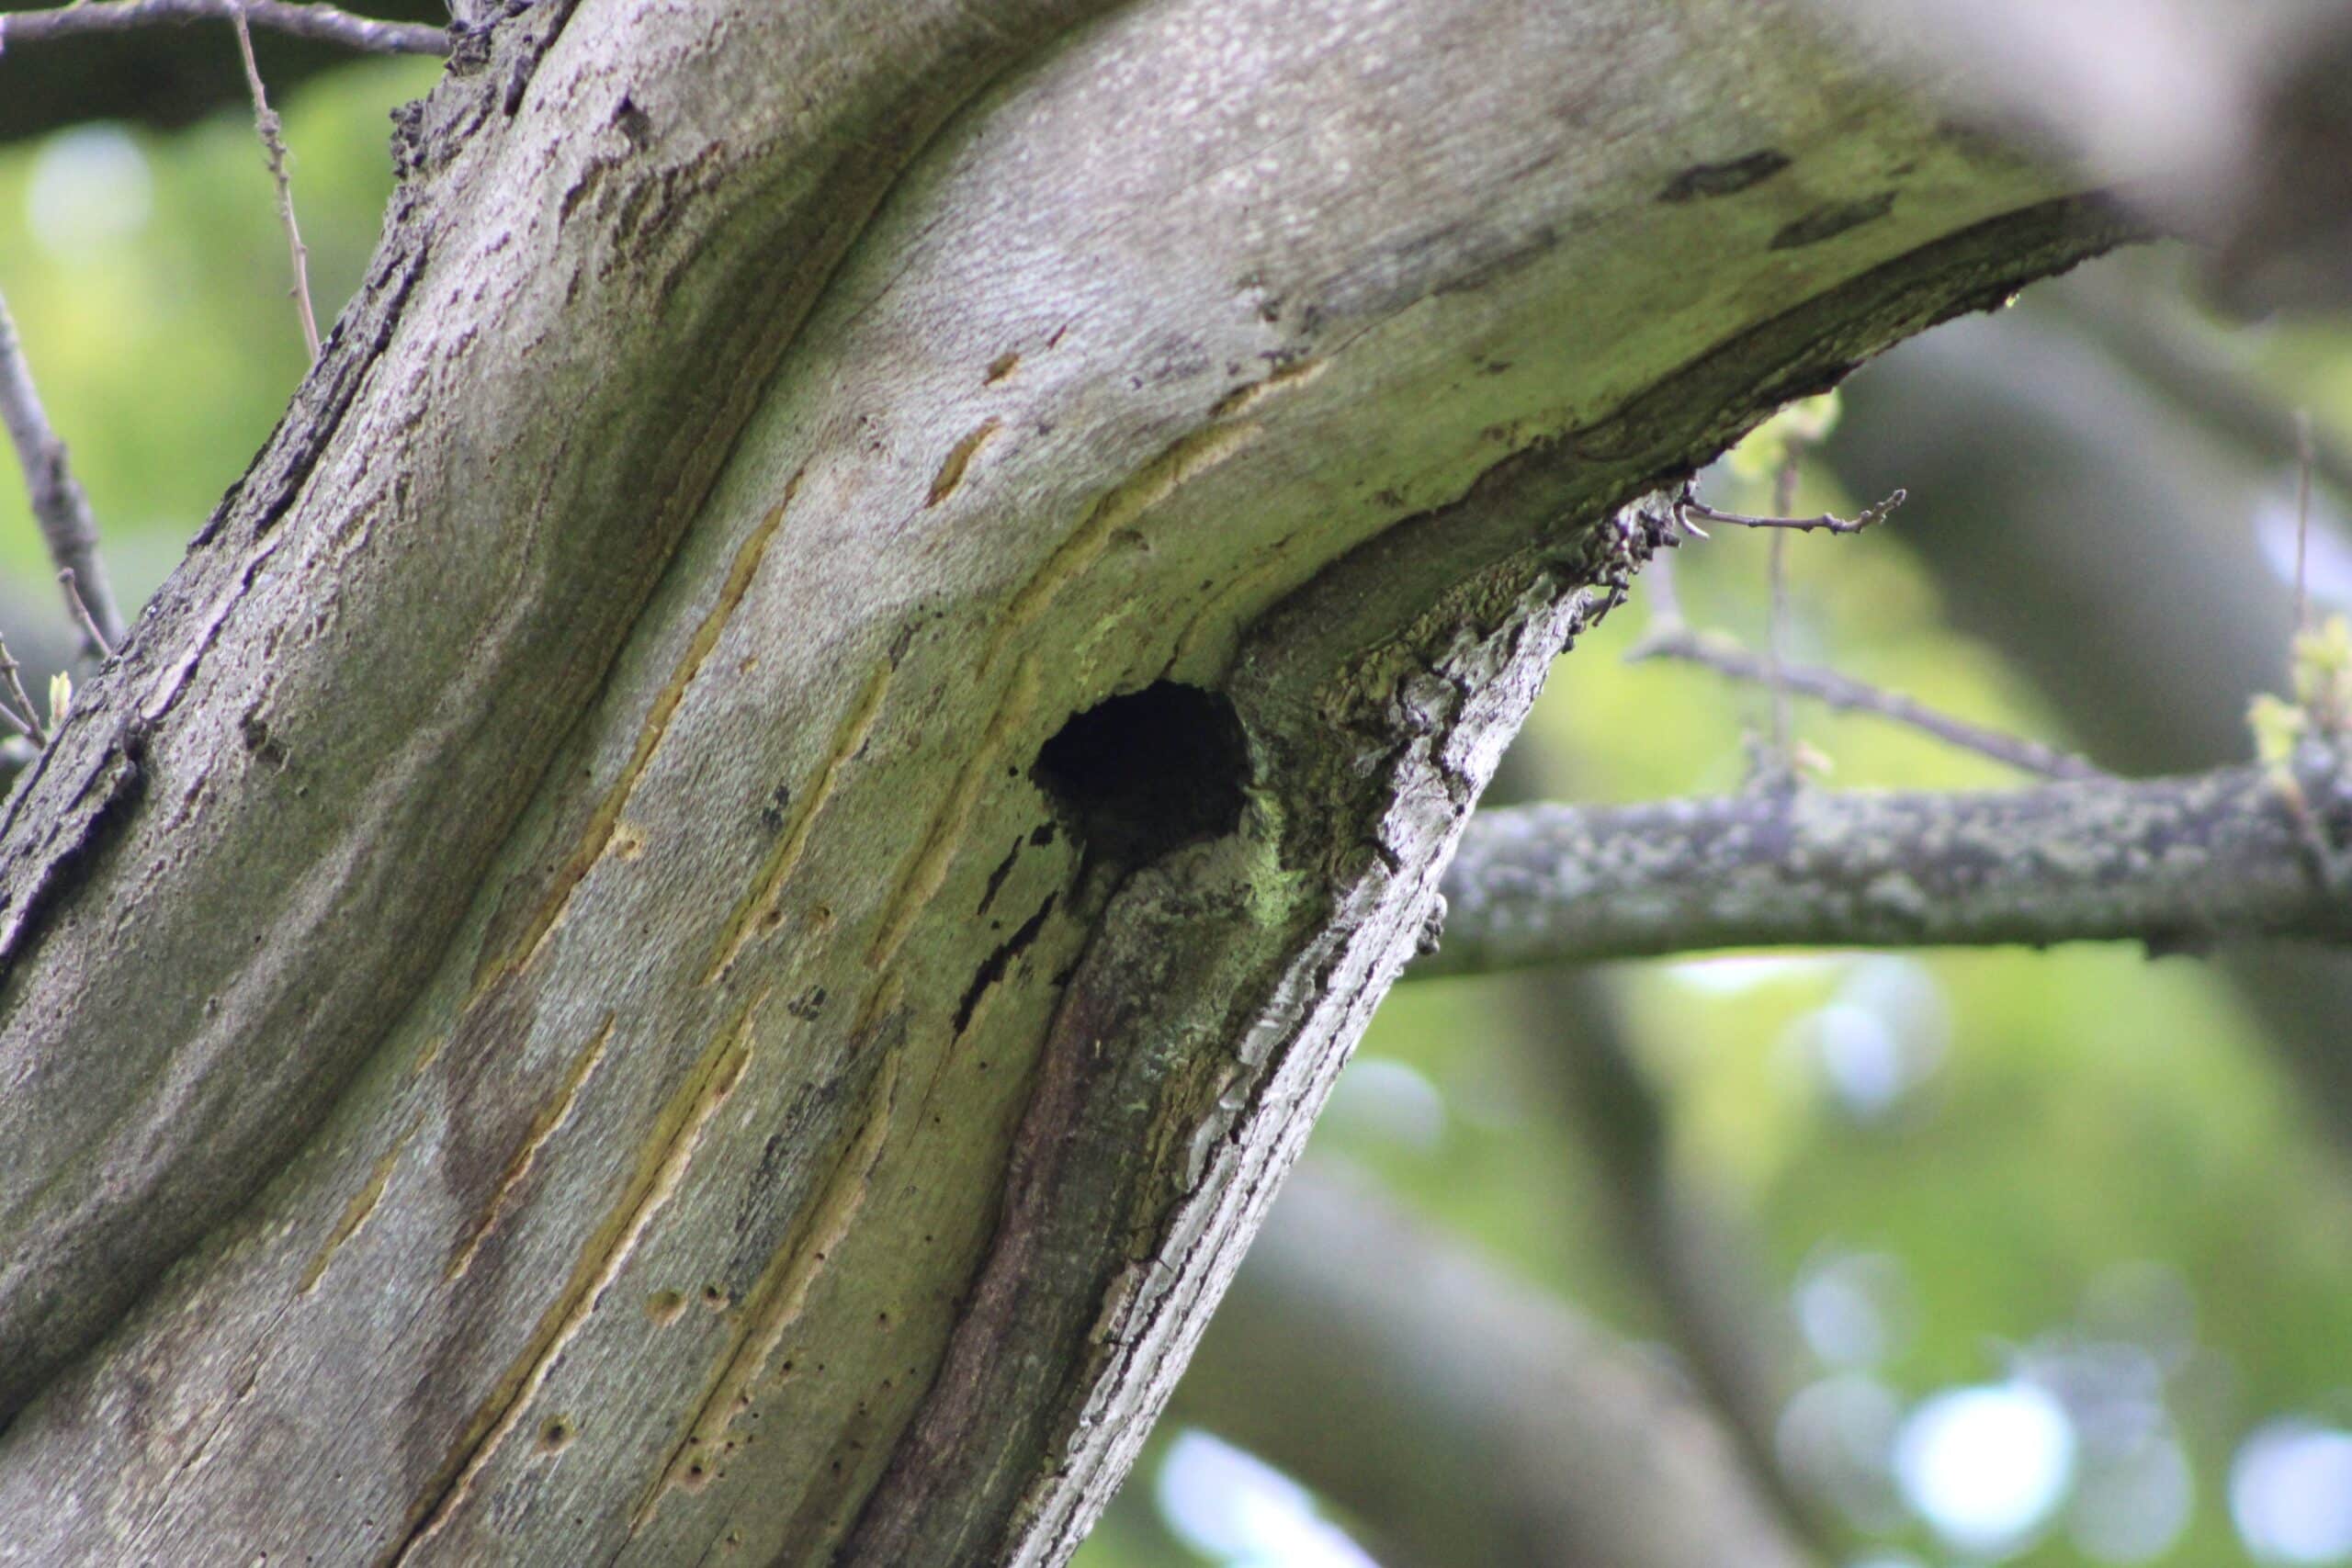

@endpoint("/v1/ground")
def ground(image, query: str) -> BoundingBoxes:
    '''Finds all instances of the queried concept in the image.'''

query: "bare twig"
[2297,408,2315,634]
[0,0,447,54]
[0,636,47,749]
[1765,453,1797,771]
[1417,750,2352,976]
[1676,486,1905,538]
[232,4,322,361]
[1632,625,2104,781]
[0,287,125,659]
[58,571,114,660]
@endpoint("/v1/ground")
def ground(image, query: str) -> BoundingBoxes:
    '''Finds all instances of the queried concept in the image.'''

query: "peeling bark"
[0,0,2120,1561]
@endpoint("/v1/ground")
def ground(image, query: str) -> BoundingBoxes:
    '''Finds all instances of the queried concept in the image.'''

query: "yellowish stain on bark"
[924,418,1000,507]
[446,1015,618,1281]
[299,1115,424,1294]
[474,477,800,991]
[701,659,896,983]
[983,421,1263,671]
[631,1047,900,1528]
[390,990,766,1560]
[865,656,1038,972]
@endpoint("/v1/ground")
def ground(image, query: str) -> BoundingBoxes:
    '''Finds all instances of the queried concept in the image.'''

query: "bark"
[0,2,2118,1562]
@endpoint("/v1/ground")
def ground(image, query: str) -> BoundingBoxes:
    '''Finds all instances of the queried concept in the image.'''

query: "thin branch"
[233,5,322,362]
[58,570,114,660]
[1676,486,1905,538]
[0,286,125,659]
[0,636,47,749]
[1417,750,2352,976]
[0,0,447,54]
[1764,452,1797,771]
[1632,624,2105,781]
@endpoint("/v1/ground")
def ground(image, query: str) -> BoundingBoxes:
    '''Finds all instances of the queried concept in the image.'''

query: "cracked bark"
[0,1,2120,1562]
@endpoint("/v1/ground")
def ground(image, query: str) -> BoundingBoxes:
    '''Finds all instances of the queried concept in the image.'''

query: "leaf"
[2290,614,2352,730]
[2248,692,2306,765]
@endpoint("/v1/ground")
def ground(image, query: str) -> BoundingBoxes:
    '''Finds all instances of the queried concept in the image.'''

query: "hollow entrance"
[1032,682,1250,870]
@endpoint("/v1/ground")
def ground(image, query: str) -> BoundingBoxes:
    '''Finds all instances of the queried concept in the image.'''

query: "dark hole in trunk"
[1033,682,1249,870]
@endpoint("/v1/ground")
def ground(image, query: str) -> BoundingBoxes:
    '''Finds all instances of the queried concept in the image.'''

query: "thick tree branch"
[1832,294,2352,1145]
[1424,750,2352,974]
[0,0,447,55]
[0,0,446,146]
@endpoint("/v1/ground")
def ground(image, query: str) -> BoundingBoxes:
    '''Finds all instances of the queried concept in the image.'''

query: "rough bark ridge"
[0,0,2120,1562]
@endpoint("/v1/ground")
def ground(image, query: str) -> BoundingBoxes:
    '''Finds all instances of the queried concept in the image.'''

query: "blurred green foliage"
[0,54,437,602]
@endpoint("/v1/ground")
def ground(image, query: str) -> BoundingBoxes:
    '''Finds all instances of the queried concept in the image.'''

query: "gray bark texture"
[1426,749,2352,972]
[0,1,2119,1562]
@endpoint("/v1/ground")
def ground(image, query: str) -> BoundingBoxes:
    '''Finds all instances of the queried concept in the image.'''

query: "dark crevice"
[976,837,1023,918]
[1031,682,1250,872]
[953,894,1057,1036]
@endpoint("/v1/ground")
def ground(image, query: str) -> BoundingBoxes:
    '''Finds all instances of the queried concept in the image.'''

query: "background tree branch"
[0,0,447,145]
[0,0,446,57]
[1424,750,2352,976]
[1171,1163,1820,1568]
[0,285,123,656]
[1828,284,2352,1151]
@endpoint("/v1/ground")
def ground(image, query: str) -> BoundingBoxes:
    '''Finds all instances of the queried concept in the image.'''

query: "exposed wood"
[0,0,2120,1561]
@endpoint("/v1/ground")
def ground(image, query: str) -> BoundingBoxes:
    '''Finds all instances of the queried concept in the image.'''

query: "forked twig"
[0,636,47,749]
[1675,486,1906,538]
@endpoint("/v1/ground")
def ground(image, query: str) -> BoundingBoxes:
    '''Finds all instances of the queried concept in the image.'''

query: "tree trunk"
[0,1,2118,1561]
